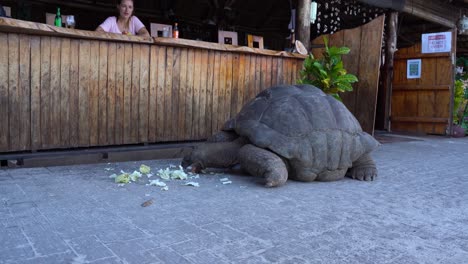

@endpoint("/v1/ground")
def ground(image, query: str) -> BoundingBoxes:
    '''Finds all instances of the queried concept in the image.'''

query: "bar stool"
[247,34,264,49]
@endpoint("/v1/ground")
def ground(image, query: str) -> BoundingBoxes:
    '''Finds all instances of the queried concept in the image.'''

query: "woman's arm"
[96,26,106,32]
[137,27,150,37]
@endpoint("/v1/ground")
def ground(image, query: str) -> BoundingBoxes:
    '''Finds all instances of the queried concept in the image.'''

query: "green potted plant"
[298,36,358,101]
[452,57,468,137]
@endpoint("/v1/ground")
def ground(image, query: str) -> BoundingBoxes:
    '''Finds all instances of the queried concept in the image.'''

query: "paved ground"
[1,135,468,264]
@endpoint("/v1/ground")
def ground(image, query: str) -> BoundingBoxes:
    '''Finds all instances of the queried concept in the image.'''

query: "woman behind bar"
[96,0,150,37]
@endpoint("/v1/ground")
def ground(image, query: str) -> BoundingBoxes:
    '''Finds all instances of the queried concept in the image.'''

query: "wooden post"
[383,12,398,131]
[297,0,311,51]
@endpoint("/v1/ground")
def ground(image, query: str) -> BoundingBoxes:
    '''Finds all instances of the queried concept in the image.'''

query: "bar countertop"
[0,17,306,59]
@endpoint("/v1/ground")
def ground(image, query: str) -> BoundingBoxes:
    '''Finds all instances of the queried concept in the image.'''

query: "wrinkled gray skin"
[182,84,380,187]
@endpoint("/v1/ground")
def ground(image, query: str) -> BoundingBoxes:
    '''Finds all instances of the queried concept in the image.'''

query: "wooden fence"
[0,21,304,152]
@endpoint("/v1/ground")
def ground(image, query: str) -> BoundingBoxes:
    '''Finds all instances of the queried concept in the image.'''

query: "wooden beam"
[297,0,311,51]
[383,12,398,131]
[403,0,460,28]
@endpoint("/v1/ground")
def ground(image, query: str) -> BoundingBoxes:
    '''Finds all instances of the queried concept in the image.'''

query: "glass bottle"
[173,23,179,38]
[54,7,62,27]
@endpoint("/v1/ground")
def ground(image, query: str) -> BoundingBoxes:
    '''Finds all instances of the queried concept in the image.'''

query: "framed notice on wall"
[407,59,421,79]
[421,32,452,53]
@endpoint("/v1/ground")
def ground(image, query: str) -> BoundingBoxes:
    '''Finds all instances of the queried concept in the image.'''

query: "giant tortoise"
[182,84,379,187]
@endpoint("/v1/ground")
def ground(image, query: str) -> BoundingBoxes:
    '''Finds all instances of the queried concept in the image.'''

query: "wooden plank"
[217,52,227,131]
[69,39,80,147]
[107,42,117,145]
[177,48,188,140]
[354,16,384,134]
[8,34,20,151]
[392,85,449,91]
[241,55,251,105]
[19,34,31,150]
[30,36,41,150]
[0,33,9,151]
[224,53,233,124]
[114,43,125,145]
[184,48,195,139]
[59,38,70,147]
[230,53,240,115]
[138,45,150,143]
[417,91,436,133]
[88,40,100,146]
[205,51,215,136]
[170,47,180,141]
[40,36,51,148]
[97,41,108,145]
[329,30,344,47]
[248,54,256,101]
[236,54,246,113]
[163,47,174,141]
[271,58,279,86]
[281,54,289,86]
[254,55,262,94]
[436,57,452,85]
[148,45,159,142]
[123,43,133,144]
[266,56,274,88]
[49,37,61,148]
[260,55,268,91]
[392,117,448,123]
[192,49,202,139]
[211,51,221,133]
[395,52,452,60]
[78,40,91,147]
[199,49,209,138]
[340,27,360,113]
[130,44,141,143]
[156,46,167,141]
[276,56,284,85]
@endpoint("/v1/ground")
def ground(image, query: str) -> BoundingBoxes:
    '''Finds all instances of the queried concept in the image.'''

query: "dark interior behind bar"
[0,0,295,50]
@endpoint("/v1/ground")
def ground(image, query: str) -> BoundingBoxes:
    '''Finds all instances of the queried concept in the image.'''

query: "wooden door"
[311,15,385,135]
[390,31,456,135]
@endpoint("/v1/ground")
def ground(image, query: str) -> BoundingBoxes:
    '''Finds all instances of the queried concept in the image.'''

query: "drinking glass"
[66,15,75,29]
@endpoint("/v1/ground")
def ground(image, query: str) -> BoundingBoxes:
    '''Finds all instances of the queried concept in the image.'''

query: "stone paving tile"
[21,225,70,256]
[10,251,78,264]
[105,238,161,264]
[184,250,230,264]
[147,247,191,264]
[67,235,115,262]
[88,257,125,264]
[0,226,35,263]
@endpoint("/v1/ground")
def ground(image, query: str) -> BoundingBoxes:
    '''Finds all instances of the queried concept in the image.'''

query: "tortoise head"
[181,151,203,173]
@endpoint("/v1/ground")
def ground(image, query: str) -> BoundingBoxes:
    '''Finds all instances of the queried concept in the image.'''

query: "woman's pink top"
[98,16,145,35]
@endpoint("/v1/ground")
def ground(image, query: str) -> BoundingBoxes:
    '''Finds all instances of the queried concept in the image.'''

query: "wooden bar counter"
[0,17,306,153]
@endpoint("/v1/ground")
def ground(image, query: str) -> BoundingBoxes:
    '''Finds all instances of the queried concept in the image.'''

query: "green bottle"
[54,7,62,27]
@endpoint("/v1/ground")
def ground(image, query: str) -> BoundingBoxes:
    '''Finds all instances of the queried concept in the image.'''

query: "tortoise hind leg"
[346,153,377,181]
[238,144,288,187]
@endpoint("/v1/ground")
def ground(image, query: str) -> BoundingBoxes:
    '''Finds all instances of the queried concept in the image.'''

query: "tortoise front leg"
[238,144,288,187]
[346,153,378,181]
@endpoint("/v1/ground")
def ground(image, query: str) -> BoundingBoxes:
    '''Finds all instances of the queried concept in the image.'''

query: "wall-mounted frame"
[407,59,421,79]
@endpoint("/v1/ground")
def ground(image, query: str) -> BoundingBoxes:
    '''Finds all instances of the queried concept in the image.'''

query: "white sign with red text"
[421,32,452,53]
